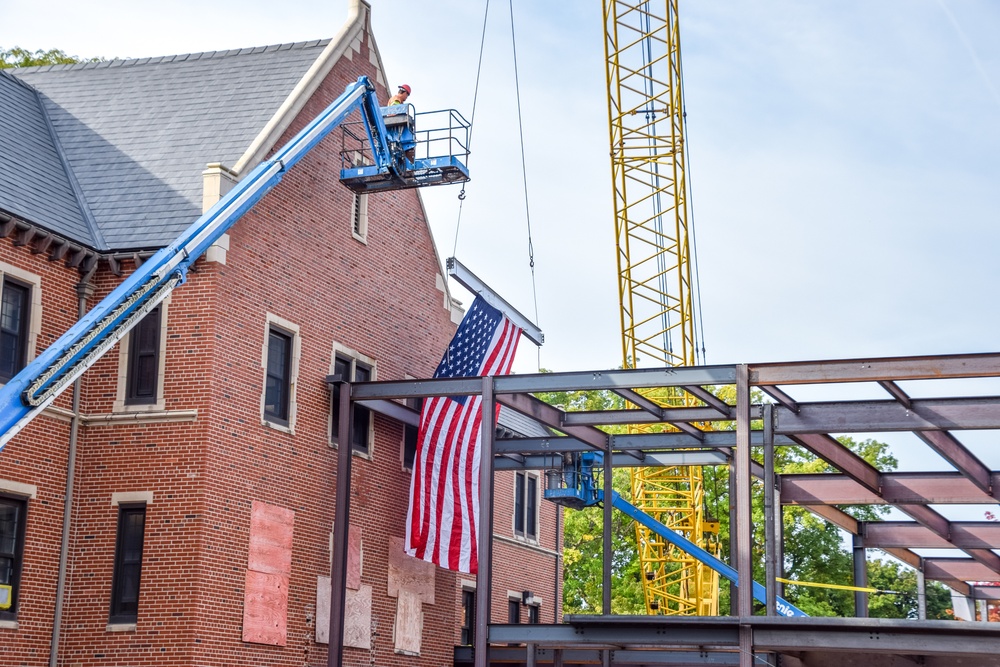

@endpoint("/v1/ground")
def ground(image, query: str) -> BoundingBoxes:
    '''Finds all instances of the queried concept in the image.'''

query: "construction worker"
[389,84,411,106]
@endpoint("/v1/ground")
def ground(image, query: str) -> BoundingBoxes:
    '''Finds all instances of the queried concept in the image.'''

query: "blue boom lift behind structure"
[0,75,469,451]
[545,452,808,617]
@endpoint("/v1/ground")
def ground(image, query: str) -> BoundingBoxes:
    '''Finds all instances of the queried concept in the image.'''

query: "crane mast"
[603,0,719,615]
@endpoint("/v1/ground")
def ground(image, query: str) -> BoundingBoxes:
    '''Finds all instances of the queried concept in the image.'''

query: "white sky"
[3,0,1000,479]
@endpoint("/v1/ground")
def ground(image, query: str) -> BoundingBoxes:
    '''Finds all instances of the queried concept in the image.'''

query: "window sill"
[88,409,198,425]
[0,620,18,630]
[107,622,136,632]
[262,419,294,435]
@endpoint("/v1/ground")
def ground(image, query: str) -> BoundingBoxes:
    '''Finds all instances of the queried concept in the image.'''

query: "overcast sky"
[4,0,1000,482]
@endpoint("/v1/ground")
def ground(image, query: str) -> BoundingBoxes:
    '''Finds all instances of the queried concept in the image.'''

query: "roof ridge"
[32,87,108,251]
[0,67,40,92]
[10,37,334,73]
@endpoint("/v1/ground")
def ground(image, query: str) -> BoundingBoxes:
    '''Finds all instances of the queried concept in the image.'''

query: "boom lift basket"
[339,104,471,193]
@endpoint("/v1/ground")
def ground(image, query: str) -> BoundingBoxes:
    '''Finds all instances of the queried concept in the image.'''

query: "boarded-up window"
[242,501,294,646]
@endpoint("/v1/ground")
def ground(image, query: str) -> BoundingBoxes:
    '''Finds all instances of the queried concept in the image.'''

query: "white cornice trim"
[232,0,374,175]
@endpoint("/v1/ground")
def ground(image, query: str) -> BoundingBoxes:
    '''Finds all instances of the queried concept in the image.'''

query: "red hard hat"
[399,84,412,95]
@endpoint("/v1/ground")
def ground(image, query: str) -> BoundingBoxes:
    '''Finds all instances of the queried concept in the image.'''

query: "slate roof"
[5,41,331,251]
[0,70,98,246]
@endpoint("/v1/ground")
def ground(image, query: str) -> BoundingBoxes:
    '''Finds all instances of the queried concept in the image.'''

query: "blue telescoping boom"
[545,452,808,617]
[0,75,469,452]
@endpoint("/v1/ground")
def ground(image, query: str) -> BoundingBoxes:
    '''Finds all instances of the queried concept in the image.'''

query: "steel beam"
[488,615,1000,657]
[682,384,733,416]
[759,385,799,413]
[763,404,777,617]
[493,450,729,471]
[924,558,1000,582]
[562,405,753,426]
[736,364,753,618]
[862,521,1000,549]
[328,381,353,667]
[914,430,992,492]
[453,646,744,665]
[447,257,544,346]
[776,396,1000,433]
[355,398,419,426]
[496,393,608,450]
[790,434,881,491]
[474,377,495,667]
[781,472,997,505]
[752,352,1000,385]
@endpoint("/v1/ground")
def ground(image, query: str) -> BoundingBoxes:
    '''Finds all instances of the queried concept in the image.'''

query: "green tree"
[1,46,102,68]
[868,558,955,620]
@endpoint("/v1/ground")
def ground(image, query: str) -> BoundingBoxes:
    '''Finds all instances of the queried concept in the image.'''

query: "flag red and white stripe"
[405,296,522,573]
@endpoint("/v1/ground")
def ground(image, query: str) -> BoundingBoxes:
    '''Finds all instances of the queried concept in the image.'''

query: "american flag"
[405,296,522,573]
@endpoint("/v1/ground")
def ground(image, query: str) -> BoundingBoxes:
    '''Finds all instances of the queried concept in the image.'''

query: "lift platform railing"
[338,105,470,194]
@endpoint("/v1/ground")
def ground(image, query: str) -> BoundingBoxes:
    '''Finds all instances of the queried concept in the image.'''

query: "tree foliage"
[0,47,102,68]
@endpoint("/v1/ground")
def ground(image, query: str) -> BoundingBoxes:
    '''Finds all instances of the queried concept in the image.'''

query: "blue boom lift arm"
[0,75,469,451]
[545,452,808,618]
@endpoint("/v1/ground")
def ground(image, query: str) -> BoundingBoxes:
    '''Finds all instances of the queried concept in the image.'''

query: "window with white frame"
[0,494,26,620]
[0,263,41,385]
[350,153,369,243]
[514,472,538,541]
[261,315,300,431]
[114,299,169,411]
[329,345,376,455]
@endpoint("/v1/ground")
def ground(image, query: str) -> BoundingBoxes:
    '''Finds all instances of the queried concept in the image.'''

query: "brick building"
[0,1,559,666]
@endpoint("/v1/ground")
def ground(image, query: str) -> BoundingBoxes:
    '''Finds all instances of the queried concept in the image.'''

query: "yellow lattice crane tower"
[602,0,720,615]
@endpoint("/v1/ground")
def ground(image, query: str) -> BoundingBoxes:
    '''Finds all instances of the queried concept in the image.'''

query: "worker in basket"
[385,84,416,164]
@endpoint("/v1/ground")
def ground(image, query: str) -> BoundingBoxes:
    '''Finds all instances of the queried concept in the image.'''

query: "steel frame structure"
[326,351,1000,667]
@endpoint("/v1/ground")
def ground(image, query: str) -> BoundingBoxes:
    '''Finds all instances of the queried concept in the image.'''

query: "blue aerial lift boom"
[545,452,808,617]
[0,75,469,451]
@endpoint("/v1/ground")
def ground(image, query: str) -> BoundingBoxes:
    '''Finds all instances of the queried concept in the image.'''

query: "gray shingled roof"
[0,70,98,246]
[7,41,330,251]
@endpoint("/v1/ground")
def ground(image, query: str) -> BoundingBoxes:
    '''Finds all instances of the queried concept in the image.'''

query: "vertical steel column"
[852,533,869,617]
[553,648,564,667]
[728,461,739,616]
[762,404,777,617]
[916,563,927,620]
[735,365,753,667]
[328,381,354,667]
[603,440,613,615]
[474,377,496,667]
[774,477,784,600]
[527,644,537,667]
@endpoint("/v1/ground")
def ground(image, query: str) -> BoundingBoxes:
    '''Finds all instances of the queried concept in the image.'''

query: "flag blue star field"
[405,296,522,573]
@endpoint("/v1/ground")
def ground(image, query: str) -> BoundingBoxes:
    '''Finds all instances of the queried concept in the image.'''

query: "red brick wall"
[0,236,87,667]
[0,21,465,667]
[1,15,563,667]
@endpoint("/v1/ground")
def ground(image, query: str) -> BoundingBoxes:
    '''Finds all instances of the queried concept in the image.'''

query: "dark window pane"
[0,281,29,382]
[126,308,160,405]
[0,496,26,617]
[461,589,476,645]
[508,599,521,624]
[351,364,372,453]
[514,473,525,535]
[403,397,422,469]
[110,506,146,622]
[528,604,539,624]
[527,475,538,539]
[264,329,292,423]
[330,357,350,442]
